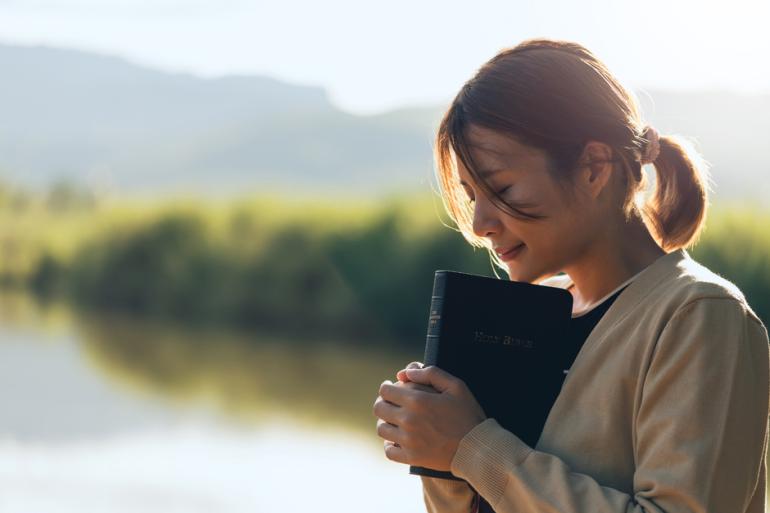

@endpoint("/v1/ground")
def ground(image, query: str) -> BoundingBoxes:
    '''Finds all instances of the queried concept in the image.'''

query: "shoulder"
[667,256,762,323]
[637,253,769,361]
[645,259,769,388]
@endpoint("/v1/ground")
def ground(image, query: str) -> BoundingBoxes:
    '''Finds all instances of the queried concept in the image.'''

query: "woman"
[372,39,769,513]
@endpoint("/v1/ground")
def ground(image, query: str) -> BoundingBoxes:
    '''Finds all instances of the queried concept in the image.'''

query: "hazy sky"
[1,0,768,115]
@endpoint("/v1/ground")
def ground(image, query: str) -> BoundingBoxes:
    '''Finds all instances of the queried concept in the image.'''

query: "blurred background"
[1,0,769,511]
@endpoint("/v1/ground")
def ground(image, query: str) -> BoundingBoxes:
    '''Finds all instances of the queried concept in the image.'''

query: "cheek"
[514,210,585,260]
[535,211,593,265]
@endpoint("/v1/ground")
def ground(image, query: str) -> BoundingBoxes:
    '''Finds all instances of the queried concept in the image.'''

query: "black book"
[409,270,573,482]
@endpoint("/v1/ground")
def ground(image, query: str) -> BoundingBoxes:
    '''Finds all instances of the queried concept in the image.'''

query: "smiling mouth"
[498,243,525,260]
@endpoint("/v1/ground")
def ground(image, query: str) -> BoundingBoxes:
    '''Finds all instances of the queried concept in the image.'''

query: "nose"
[471,194,501,239]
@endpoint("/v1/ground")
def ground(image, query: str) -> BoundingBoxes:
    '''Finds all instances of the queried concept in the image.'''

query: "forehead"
[465,125,529,158]
[457,125,544,178]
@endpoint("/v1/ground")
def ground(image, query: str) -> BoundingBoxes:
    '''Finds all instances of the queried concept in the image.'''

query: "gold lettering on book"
[473,331,534,349]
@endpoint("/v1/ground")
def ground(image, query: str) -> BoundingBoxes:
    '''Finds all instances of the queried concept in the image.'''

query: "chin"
[506,265,551,285]
[505,267,529,283]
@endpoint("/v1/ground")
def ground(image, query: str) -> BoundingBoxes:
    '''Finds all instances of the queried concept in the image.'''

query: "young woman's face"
[456,124,597,284]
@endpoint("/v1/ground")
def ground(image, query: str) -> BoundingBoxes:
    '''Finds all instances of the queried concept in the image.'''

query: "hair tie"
[640,126,660,165]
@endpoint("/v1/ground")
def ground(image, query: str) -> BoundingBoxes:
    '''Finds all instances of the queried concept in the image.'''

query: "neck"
[563,214,666,311]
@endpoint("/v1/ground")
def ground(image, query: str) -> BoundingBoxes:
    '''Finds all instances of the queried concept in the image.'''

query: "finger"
[383,440,409,464]
[396,361,424,382]
[376,418,402,444]
[404,365,457,393]
[379,380,412,407]
[400,381,439,394]
[372,395,401,425]
[384,440,401,452]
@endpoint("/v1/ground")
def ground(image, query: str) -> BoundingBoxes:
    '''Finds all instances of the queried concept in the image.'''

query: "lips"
[495,243,525,256]
[496,243,526,261]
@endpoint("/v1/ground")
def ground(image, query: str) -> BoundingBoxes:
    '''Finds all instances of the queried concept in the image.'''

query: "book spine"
[410,271,465,482]
[423,270,446,367]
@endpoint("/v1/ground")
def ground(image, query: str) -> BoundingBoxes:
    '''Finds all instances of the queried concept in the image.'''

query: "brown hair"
[434,38,712,265]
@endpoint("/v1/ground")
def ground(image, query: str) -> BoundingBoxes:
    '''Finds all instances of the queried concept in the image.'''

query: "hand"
[373,361,487,471]
[384,362,436,449]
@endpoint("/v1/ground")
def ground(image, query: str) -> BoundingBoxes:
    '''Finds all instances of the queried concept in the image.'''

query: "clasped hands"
[372,361,487,471]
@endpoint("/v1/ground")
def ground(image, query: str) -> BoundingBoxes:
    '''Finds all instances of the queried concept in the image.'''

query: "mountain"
[0,44,441,196]
[0,43,767,201]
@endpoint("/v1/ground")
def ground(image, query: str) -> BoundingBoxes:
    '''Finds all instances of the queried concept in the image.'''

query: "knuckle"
[400,411,415,428]
[376,420,389,438]
[406,382,435,393]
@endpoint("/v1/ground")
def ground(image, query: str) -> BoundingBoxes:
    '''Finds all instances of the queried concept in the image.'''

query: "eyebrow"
[469,142,509,156]
[459,167,507,184]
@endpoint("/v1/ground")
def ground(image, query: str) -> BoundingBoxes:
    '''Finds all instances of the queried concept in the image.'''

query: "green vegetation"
[0,183,493,346]
[689,203,770,325]
[1,181,768,346]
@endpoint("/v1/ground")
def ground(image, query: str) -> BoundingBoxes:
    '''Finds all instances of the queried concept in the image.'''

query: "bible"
[409,270,573,481]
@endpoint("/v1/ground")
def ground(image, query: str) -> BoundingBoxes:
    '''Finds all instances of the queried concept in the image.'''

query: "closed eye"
[465,185,511,204]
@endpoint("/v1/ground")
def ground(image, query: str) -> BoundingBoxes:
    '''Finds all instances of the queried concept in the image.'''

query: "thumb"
[404,365,457,393]
[396,361,424,382]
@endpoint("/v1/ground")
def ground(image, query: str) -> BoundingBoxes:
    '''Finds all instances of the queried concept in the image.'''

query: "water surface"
[0,292,425,512]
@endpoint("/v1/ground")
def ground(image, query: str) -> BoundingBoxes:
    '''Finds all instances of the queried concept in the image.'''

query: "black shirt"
[476,282,630,513]
[560,283,630,380]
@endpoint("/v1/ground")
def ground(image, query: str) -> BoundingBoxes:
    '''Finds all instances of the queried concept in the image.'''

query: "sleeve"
[444,297,770,513]
[420,476,478,513]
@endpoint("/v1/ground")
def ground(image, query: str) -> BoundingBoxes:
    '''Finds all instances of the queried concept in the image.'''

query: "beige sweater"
[421,248,770,513]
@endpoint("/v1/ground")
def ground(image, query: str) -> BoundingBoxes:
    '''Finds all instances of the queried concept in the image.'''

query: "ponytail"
[639,134,712,252]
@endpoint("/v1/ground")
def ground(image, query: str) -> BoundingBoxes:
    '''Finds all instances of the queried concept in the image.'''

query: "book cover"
[409,270,573,481]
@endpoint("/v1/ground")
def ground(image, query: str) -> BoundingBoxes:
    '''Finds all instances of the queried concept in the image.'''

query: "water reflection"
[77,311,418,432]
[0,291,425,512]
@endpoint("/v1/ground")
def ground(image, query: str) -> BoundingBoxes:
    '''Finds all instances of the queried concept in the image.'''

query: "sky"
[1,0,769,115]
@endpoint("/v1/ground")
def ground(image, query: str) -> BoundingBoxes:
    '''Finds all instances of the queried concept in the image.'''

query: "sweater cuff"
[450,418,533,506]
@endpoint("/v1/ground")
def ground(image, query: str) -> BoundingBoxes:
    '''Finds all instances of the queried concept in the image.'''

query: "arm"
[420,476,478,513]
[447,297,770,513]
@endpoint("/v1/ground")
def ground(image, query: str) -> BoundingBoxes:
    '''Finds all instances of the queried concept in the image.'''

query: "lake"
[0,291,426,512]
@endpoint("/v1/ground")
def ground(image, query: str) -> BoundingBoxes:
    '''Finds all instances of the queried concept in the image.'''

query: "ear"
[576,141,615,200]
